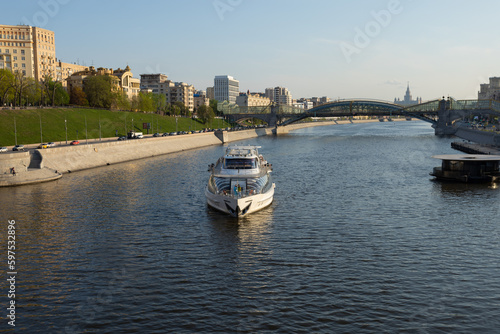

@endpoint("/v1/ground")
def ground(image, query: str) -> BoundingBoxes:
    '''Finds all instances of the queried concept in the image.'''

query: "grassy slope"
[0,108,230,146]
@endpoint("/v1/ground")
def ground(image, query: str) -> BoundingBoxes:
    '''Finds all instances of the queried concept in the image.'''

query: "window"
[22,63,25,68]
[14,63,17,68]
[13,56,17,61]
[13,49,17,54]
[21,50,24,55]
[21,57,25,61]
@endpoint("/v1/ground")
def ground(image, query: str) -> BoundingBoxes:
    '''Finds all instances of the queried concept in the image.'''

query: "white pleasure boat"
[205,145,275,217]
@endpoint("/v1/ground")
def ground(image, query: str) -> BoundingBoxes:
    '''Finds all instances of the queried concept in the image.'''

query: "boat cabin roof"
[225,146,261,159]
[432,154,500,162]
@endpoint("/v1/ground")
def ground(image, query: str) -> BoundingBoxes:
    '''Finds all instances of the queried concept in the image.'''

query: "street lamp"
[14,117,17,146]
[39,113,43,144]
[85,115,88,144]
[65,118,68,144]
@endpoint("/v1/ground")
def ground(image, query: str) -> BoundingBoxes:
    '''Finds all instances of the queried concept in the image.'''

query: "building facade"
[0,24,86,87]
[67,65,140,100]
[236,92,271,107]
[214,75,239,103]
[265,86,293,105]
[194,90,209,111]
[140,73,195,112]
[206,86,214,100]
[113,66,140,99]
[0,24,58,81]
[478,77,500,100]
[394,83,422,106]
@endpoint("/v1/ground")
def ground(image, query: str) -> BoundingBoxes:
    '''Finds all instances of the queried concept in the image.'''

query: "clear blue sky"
[2,0,499,101]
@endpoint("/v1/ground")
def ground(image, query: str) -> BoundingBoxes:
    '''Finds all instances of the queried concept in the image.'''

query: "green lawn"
[0,108,230,146]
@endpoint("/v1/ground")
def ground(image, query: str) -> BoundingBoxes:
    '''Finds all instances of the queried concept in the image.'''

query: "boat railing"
[216,188,262,199]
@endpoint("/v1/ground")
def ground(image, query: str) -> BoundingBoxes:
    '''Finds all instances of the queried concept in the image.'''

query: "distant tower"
[404,82,412,104]
[394,82,421,106]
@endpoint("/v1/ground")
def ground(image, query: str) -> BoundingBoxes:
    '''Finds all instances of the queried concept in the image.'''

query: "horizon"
[2,0,500,101]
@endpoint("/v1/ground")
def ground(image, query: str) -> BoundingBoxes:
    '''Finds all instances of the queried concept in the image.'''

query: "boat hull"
[205,184,275,217]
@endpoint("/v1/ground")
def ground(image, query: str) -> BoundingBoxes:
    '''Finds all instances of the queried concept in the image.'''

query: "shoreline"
[0,118,409,187]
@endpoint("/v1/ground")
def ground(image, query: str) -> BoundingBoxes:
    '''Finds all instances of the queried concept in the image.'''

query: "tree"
[152,93,167,113]
[209,99,219,115]
[172,101,189,116]
[197,104,215,124]
[12,71,30,107]
[70,86,88,106]
[0,69,14,106]
[43,76,68,106]
[23,77,39,106]
[138,92,155,112]
[84,75,115,108]
[113,91,131,110]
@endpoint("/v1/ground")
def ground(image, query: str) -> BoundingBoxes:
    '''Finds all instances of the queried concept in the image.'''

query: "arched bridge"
[220,98,500,135]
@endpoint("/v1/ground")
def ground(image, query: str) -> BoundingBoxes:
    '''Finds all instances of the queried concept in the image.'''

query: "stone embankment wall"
[0,128,278,175]
[0,152,31,175]
[0,120,376,176]
[455,126,500,146]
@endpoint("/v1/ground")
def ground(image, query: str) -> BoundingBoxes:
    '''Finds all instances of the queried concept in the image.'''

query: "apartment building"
[0,24,86,88]
[265,86,293,105]
[140,73,195,112]
[67,65,140,100]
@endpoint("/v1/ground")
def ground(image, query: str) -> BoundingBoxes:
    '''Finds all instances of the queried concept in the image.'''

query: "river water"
[1,121,500,333]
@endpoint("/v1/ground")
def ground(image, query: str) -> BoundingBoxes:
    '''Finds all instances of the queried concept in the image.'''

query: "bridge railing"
[450,99,500,112]
[403,99,441,113]
[217,102,272,115]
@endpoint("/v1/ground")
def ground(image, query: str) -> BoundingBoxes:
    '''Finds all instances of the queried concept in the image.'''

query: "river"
[1,120,500,333]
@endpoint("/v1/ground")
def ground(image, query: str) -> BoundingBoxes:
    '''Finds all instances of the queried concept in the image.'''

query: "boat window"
[224,158,257,169]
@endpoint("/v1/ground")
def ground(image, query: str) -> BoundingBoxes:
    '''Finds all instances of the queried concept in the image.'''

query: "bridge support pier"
[273,126,289,135]
[214,130,228,143]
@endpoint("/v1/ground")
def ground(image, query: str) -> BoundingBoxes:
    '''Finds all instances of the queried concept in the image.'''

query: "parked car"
[153,133,161,137]
[38,143,49,149]
[0,147,7,153]
[162,133,169,137]
[70,140,79,145]
[169,132,177,136]
[118,136,127,141]
[136,134,144,139]
[47,142,56,147]
[12,145,24,151]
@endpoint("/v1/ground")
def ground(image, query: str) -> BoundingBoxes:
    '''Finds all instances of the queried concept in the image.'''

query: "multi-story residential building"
[194,90,209,111]
[206,86,214,100]
[56,60,88,88]
[0,24,85,87]
[0,24,37,78]
[310,96,330,107]
[140,73,195,112]
[32,26,56,82]
[295,98,315,110]
[113,65,140,99]
[236,92,271,107]
[68,65,140,100]
[0,24,57,81]
[67,66,119,96]
[214,75,239,103]
[265,86,293,105]
[478,77,500,100]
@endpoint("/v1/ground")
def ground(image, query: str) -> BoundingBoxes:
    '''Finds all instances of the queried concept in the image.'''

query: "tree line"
[0,70,217,124]
[0,69,69,107]
[70,75,217,124]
